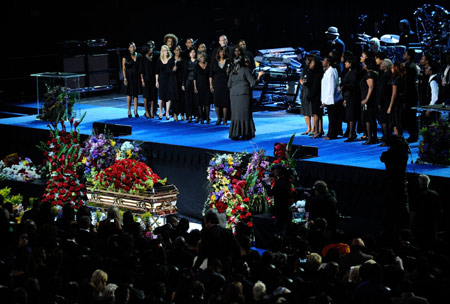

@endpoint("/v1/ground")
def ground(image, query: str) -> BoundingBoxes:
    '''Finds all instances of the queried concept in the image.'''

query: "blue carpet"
[2,95,449,178]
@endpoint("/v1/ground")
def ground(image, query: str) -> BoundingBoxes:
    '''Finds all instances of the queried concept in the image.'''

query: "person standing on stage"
[387,62,407,136]
[182,47,197,123]
[172,45,185,121]
[211,35,233,64]
[228,47,264,140]
[122,42,142,118]
[194,52,211,124]
[163,33,178,52]
[376,59,393,146]
[210,46,231,125]
[182,38,195,60]
[305,54,324,138]
[360,57,378,145]
[156,45,176,120]
[341,56,360,142]
[198,43,207,54]
[238,39,256,72]
[399,19,418,47]
[402,49,419,143]
[300,56,312,135]
[140,44,157,119]
[321,56,341,140]
[323,27,345,60]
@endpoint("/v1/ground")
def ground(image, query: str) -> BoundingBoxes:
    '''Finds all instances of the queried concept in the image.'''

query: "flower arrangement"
[39,85,77,122]
[206,151,272,230]
[116,141,146,162]
[82,134,116,176]
[38,114,87,208]
[0,153,41,182]
[418,117,450,166]
[90,158,166,194]
[0,187,24,206]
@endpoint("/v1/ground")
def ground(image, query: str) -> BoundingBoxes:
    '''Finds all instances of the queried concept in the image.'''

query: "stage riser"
[1,124,449,235]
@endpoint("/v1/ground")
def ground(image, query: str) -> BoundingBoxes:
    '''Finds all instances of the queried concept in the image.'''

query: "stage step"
[0,104,37,116]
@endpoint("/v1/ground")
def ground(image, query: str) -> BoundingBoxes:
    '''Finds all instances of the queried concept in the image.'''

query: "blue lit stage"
[1,94,449,235]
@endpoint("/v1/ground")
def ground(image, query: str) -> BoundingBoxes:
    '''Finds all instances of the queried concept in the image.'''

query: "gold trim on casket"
[86,183,178,214]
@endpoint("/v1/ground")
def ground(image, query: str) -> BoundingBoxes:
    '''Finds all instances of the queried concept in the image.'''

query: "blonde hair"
[160,45,173,61]
[306,252,322,271]
[90,269,108,293]
[107,206,121,224]
[253,281,266,301]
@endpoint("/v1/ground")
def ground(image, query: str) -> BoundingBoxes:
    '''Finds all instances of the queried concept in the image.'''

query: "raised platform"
[1,94,449,235]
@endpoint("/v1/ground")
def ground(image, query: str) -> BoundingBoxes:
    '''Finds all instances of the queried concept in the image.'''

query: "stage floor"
[1,93,449,178]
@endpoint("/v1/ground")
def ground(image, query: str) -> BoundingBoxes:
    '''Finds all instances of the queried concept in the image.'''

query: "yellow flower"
[82,157,87,164]
[126,150,132,158]
[211,194,216,201]
[110,140,116,147]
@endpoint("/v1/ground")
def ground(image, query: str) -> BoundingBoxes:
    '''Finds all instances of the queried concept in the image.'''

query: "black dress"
[140,54,157,101]
[305,68,324,116]
[194,62,211,106]
[359,70,378,123]
[341,69,360,121]
[124,53,142,97]
[156,58,176,101]
[183,59,197,118]
[210,59,230,108]
[300,67,312,117]
[173,58,186,115]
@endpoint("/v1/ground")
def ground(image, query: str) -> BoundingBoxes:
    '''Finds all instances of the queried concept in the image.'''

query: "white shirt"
[321,66,338,105]
[429,74,439,105]
[442,65,450,86]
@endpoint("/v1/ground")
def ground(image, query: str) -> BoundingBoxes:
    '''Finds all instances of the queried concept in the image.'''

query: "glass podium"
[30,72,85,121]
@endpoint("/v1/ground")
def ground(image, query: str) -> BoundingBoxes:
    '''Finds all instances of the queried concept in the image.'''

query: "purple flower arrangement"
[418,117,450,166]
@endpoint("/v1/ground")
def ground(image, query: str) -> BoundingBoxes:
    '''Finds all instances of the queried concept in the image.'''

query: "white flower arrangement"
[0,158,41,182]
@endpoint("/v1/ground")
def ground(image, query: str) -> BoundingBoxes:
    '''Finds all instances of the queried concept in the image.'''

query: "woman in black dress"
[376,59,393,146]
[122,42,142,118]
[228,48,264,140]
[209,46,231,125]
[304,54,324,138]
[387,62,407,136]
[194,52,211,124]
[359,57,378,144]
[155,45,176,120]
[299,56,312,134]
[341,56,360,141]
[172,45,185,121]
[182,47,197,123]
[140,45,157,118]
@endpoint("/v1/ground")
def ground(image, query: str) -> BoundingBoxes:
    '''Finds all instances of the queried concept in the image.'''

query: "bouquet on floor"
[418,117,450,166]
[205,150,272,230]
[38,114,87,208]
[82,133,117,176]
[89,158,166,194]
[39,85,77,122]
[0,153,41,182]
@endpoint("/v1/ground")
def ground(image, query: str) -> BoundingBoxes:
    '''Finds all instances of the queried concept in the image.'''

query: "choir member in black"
[387,62,407,136]
[300,56,312,135]
[376,59,393,146]
[238,39,256,72]
[228,48,264,140]
[211,35,233,65]
[163,33,178,52]
[182,38,194,60]
[122,42,142,118]
[341,56,360,142]
[305,55,324,138]
[198,43,207,54]
[194,52,211,124]
[172,45,185,121]
[402,49,419,142]
[140,45,157,119]
[182,47,197,123]
[209,46,231,125]
[360,57,378,145]
[419,53,432,106]
[156,45,176,120]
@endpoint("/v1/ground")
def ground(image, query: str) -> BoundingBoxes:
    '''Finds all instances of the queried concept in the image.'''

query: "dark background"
[1,1,448,101]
